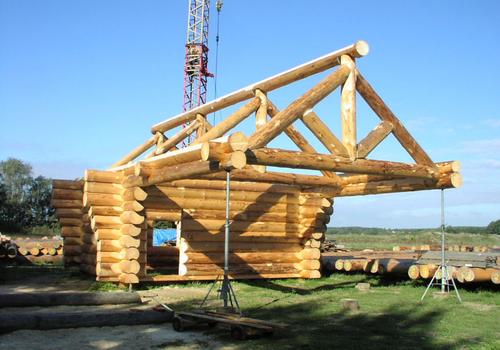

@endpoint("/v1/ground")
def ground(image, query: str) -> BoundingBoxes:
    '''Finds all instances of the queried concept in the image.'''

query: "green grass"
[327,231,500,250]
[167,275,500,349]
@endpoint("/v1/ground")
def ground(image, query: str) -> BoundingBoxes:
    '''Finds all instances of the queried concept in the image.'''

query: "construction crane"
[182,0,223,145]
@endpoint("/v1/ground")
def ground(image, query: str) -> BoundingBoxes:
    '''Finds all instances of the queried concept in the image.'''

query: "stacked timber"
[145,178,329,279]
[52,180,84,266]
[0,234,17,260]
[84,170,146,284]
[11,237,63,265]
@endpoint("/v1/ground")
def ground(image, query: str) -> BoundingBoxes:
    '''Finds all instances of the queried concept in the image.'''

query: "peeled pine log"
[52,180,83,190]
[135,144,204,176]
[119,273,140,284]
[303,239,321,249]
[246,148,438,179]
[138,160,223,187]
[120,211,145,225]
[59,218,83,227]
[300,270,321,279]
[52,189,82,200]
[334,259,344,270]
[357,121,394,158]
[55,208,83,218]
[377,259,414,275]
[183,209,324,224]
[61,226,84,238]
[340,54,357,159]
[491,270,500,284]
[168,178,300,195]
[97,248,140,263]
[343,259,366,272]
[295,260,321,270]
[98,237,142,252]
[460,267,496,283]
[356,72,435,167]
[419,264,438,279]
[153,120,200,156]
[248,65,351,149]
[63,245,81,256]
[178,239,302,253]
[179,262,300,276]
[85,170,123,184]
[121,187,148,201]
[121,224,142,236]
[15,255,63,264]
[181,218,324,234]
[180,252,302,265]
[84,193,122,207]
[408,265,420,280]
[145,210,181,222]
[91,215,121,230]
[301,110,349,157]
[0,292,142,307]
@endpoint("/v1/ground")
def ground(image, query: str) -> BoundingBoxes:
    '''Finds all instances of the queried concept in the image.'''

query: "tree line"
[0,158,59,234]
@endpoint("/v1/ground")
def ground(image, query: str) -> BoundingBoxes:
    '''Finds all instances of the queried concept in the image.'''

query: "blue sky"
[1,0,499,228]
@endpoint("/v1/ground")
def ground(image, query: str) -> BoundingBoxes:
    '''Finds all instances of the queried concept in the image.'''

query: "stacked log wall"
[144,179,332,279]
[51,180,85,266]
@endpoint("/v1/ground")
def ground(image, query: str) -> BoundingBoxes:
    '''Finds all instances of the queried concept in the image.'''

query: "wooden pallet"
[172,310,286,340]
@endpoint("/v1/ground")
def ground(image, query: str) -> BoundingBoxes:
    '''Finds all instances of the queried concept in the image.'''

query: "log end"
[227,132,249,152]
[354,40,369,57]
[450,173,463,188]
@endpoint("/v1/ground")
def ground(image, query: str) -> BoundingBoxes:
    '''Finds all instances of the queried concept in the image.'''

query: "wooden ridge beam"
[151,41,369,133]
[356,71,435,167]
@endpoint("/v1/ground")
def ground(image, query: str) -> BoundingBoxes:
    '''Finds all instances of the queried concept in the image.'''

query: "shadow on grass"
[240,301,471,350]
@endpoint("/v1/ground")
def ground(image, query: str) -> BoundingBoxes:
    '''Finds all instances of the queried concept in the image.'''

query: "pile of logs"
[0,234,17,259]
[408,251,500,284]
[393,244,491,253]
[322,251,420,276]
[1,235,63,265]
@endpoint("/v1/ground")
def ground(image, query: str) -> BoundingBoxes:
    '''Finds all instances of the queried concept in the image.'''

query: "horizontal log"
[97,248,140,262]
[179,239,302,253]
[180,252,302,265]
[119,273,140,284]
[120,211,145,225]
[59,218,83,227]
[179,262,301,276]
[55,208,83,219]
[247,148,438,179]
[181,231,302,243]
[85,170,122,184]
[52,179,83,190]
[91,215,121,230]
[135,144,204,176]
[89,206,124,217]
[51,199,82,209]
[295,260,321,270]
[299,270,321,279]
[121,224,142,236]
[84,181,123,195]
[52,189,82,200]
[408,265,420,280]
[0,292,142,307]
[84,193,122,207]
[419,264,438,279]
[183,210,325,223]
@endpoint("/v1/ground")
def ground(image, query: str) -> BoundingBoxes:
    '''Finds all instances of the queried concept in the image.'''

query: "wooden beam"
[193,98,260,144]
[340,55,357,159]
[195,114,207,137]
[151,41,369,133]
[254,89,268,173]
[246,148,439,178]
[110,134,158,169]
[248,65,351,150]
[154,120,199,156]
[267,100,341,180]
[357,121,394,158]
[301,110,349,157]
[356,71,435,167]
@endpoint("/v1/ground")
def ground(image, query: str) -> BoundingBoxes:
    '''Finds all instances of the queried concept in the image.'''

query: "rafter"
[357,121,394,158]
[356,71,435,167]
[301,110,349,157]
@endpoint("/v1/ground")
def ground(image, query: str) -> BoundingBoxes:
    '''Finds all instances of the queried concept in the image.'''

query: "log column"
[340,55,357,159]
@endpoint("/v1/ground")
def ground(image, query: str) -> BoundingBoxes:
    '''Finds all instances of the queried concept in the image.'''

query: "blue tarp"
[153,228,177,246]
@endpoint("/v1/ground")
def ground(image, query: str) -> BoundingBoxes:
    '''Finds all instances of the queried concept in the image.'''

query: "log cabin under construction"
[51,41,462,284]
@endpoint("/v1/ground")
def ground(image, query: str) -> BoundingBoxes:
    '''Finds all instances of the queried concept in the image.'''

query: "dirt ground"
[0,267,238,350]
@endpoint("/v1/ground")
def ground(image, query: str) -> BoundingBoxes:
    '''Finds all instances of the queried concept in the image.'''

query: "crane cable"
[213,0,223,125]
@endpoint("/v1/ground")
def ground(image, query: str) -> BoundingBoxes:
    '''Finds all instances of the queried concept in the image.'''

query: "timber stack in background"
[0,235,63,265]
[322,246,500,285]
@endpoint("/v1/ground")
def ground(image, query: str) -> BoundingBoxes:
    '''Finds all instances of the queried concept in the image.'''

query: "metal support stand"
[199,170,241,314]
[421,189,462,302]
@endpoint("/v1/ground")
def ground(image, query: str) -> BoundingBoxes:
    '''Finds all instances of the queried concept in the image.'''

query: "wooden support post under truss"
[356,71,435,167]
[340,55,357,159]
[246,148,439,179]
[248,65,351,150]
[301,110,349,157]
[151,41,369,134]
[267,101,340,180]
[357,121,394,158]
[254,89,268,173]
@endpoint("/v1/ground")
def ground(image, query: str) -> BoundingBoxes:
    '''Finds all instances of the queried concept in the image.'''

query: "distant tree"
[486,220,500,235]
[0,158,56,233]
